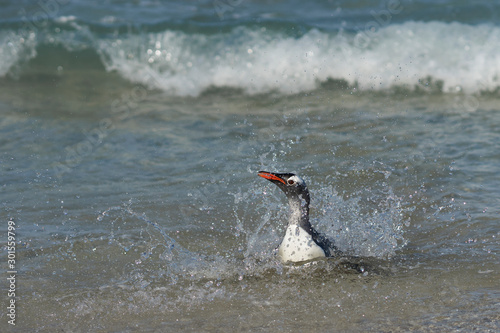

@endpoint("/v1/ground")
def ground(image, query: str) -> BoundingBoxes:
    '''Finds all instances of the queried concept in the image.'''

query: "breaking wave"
[1,20,499,96]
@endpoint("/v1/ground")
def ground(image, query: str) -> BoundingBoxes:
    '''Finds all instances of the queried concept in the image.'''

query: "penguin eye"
[287,179,295,185]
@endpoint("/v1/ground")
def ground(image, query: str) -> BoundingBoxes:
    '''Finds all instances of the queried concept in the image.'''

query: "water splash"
[313,182,408,258]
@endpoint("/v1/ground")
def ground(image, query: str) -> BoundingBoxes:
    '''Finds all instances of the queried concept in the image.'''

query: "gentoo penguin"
[258,171,339,263]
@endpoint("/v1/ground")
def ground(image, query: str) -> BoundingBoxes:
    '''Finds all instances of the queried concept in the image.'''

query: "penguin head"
[258,171,310,203]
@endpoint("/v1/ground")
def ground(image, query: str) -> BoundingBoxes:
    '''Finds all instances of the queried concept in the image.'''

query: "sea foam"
[98,21,500,96]
[1,21,499,96]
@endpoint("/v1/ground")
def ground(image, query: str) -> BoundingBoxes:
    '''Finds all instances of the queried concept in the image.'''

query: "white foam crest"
[357,21,500,93]
[0,30,37,77]
[98,21,500,96]
[54,15,77,24]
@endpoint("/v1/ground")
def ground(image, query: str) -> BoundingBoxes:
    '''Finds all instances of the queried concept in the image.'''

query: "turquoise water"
[1,1,499,331]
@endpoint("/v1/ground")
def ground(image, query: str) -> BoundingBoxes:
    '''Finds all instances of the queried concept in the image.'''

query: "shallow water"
[1,0,500,332]
[2,84,499,331]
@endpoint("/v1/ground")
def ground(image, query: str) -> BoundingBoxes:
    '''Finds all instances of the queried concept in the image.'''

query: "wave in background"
[1,19,499,96]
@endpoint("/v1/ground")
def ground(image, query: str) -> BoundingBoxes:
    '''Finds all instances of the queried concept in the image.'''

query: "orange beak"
[258,171,286,185]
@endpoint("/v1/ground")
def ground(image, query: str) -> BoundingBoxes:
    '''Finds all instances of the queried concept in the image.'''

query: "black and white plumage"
[258,171,339,263]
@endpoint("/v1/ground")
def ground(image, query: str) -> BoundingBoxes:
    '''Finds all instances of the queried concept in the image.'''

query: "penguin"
[258,171,340,263]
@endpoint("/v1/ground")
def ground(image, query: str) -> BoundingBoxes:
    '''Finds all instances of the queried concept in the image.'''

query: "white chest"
[278,225,326,263]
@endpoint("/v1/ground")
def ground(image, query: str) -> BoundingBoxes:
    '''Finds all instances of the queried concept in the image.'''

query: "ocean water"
[1,0,499,331]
